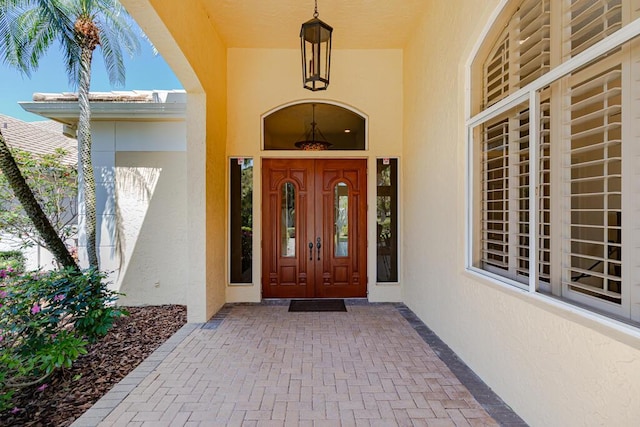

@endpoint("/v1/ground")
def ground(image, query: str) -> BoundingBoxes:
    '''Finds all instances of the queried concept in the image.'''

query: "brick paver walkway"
[73,303,522,426]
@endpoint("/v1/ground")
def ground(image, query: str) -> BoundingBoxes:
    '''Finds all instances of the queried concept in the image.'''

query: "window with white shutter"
[469,0,640,322]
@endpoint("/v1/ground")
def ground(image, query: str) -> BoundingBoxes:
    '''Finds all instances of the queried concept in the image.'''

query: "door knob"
[308,242,313,261]
[316,237,321,260]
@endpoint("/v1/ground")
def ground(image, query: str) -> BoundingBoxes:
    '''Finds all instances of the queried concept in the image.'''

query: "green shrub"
[0,251,25,273]
[0,267,126,412]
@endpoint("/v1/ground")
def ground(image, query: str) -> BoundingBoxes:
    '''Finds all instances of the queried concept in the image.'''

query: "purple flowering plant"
[0,267,126,412]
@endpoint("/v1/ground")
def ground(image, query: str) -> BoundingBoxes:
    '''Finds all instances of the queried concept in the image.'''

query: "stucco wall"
[136,0,228,322]
[88,120,187,307]
[115,151,187,306]
[226,48,403,303]
[402,1,640,425]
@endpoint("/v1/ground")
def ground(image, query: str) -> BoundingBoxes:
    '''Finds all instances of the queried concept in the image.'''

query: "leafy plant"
[0,267,126,412]
[0,251,25,273]
[0,148,78,256]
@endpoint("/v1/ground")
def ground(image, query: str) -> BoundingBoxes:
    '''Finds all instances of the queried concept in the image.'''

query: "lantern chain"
[314,0,319,18]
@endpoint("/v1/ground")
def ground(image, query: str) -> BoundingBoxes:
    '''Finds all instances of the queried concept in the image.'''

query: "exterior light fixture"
[295,104,332,150]
[300,0,333,91]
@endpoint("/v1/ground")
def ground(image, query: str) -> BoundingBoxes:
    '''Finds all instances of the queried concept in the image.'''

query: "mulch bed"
[0,305,187,427]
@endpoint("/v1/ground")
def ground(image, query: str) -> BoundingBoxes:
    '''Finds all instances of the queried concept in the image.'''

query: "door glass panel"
[281,182,296,257]
[334,182,349,257]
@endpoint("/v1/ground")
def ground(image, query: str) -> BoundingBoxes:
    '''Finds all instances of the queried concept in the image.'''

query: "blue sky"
[0,40,183,122]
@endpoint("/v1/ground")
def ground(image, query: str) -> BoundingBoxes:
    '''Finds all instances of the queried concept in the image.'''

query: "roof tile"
[0,114,77,165]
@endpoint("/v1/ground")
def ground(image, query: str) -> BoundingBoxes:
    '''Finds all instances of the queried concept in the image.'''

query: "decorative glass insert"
[334,182,349,256]
[377,159,398,282]
[229,158,253,283]
[281,182,296,257]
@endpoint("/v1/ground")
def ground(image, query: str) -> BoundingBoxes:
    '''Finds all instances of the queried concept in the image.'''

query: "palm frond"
[0,0,81,81]
[94,0,141,87]
[139,30,157,56]
[1,0,153,88]
[0,0,34,74]
[97,26,126,87]
[18,7,57,72]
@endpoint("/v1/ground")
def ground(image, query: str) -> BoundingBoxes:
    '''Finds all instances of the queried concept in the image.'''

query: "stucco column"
[186,93,209,322]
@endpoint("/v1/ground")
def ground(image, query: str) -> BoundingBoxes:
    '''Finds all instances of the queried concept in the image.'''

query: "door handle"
[316,237,321,261]
[309,242,313,261]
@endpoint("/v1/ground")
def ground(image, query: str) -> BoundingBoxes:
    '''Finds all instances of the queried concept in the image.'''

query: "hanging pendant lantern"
[300,0,333,91]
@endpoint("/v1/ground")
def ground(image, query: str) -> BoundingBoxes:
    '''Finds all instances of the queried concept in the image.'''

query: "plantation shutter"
[483,0,551,108]
[565,59,622,304]
[565,0,622,58]
[538,96,552,284]
[514,107,531,282]
[561,0,623,304]
[484,34,510,108]
[517,0,551,87]
[479,0,551,282]
[481,120,510,272]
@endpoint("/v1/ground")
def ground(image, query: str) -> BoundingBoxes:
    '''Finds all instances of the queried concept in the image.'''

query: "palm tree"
[0,0,143,269]
[0,3,78,270]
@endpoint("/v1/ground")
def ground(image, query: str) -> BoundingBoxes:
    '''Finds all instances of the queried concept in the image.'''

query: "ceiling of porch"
[200,0,429,49]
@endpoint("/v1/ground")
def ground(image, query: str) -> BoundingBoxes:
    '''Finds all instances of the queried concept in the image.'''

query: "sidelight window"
[377,159,398,282]
[229,158,253,283]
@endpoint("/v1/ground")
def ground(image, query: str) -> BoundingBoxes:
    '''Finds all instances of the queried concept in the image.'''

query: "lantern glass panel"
[300,18,332,91]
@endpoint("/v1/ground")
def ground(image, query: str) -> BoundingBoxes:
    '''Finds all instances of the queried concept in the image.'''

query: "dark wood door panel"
[315,159,367,298]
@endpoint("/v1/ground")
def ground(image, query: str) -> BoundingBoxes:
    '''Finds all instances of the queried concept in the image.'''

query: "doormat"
[288,299,347,312]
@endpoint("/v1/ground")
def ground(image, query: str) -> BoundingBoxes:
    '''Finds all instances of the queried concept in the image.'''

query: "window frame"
[376,157,399,284]
[465,5,640,321]
[228,157,254,285]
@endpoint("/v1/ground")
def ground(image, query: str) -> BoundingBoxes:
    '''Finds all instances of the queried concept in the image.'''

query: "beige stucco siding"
[227,48,403,156]
[115,151,187,306]
[403,1,640,425]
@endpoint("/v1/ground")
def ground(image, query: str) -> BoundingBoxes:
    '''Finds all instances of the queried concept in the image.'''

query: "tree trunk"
[0,130,78,271]
[78,45,99,269]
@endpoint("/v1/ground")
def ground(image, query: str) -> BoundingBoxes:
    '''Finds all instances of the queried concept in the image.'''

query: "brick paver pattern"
[99,304,498,426]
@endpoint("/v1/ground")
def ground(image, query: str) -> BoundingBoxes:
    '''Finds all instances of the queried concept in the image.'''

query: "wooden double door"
[262,158,367,298]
